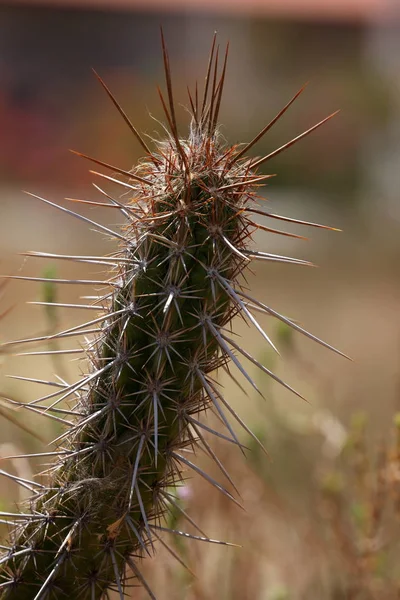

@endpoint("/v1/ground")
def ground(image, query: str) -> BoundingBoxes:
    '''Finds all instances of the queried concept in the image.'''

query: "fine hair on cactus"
[0,31,347,599]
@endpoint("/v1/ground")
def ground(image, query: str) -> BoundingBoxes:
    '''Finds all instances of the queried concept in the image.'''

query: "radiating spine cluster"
[0,33,345,599]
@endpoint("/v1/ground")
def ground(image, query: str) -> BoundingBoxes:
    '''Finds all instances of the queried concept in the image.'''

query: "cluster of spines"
[0,32,346,599]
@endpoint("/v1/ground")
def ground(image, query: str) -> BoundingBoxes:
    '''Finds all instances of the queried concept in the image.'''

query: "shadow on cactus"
[0,31,347,599]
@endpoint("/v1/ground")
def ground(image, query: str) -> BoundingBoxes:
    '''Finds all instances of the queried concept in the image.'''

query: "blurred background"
[0,1,400,598]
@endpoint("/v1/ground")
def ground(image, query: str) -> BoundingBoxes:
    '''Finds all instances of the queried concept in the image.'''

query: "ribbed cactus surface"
[0,34,345,599]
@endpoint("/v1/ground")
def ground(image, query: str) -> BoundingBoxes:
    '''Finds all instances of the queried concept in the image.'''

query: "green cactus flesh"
[0,35,345,599]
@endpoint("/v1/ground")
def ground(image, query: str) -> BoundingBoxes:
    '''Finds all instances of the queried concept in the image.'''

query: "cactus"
[0,33,346,599]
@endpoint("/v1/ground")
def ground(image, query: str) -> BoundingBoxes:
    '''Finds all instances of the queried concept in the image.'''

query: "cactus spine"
[0,33,345,599]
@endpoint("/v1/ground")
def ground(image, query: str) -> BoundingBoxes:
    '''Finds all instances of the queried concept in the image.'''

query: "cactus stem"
[0,32,345,599]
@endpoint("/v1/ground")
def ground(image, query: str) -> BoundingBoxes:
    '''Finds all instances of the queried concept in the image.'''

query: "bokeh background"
[1,1,400,598]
